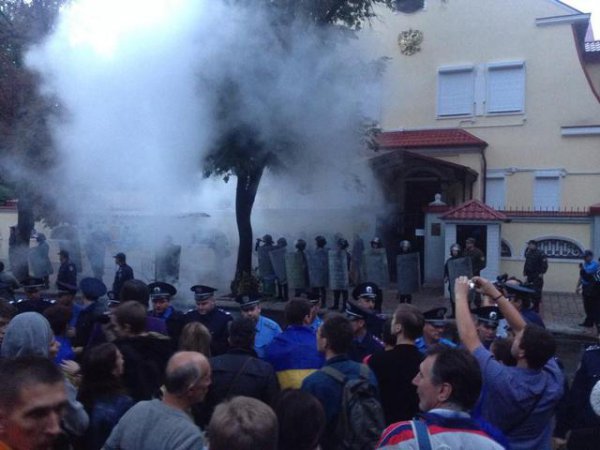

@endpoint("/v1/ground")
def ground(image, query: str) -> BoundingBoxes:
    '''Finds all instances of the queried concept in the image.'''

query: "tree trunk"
[14,193,34,281]
[234,164,265,291]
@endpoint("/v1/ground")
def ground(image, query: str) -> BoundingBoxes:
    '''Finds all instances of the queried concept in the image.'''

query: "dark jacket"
[74,302,107,348]
[194,348,279,426]
[57,261,77,290]
[80,394,134,450]
[368,344,422,424]
[184,308,232,356]
[348,332,384,363]
[112,264,134,300]
[524,249,548,277]
[114,333,175,401]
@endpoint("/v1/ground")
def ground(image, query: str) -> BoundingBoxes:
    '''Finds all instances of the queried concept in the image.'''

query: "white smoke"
[24,0,385,288]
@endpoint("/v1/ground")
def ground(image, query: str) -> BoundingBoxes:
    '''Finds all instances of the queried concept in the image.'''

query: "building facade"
[360,0,600,291]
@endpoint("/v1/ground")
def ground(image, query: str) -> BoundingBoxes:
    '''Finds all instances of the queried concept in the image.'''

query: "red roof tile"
[377,129,487,149]
[441,199,508,222]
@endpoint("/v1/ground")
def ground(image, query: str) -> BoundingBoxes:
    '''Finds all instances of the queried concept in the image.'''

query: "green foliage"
[0,0,67,224]
[230,270,261,296]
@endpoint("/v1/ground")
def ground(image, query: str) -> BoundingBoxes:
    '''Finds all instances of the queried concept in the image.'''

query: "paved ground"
[236,285,595,339]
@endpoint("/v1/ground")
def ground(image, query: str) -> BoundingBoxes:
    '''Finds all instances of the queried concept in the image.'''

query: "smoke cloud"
[23,0,385,289]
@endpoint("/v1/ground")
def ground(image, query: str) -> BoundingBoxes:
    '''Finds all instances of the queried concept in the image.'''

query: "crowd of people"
[0,238,599,450]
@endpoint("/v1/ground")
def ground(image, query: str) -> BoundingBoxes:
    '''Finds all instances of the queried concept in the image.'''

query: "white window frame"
[485,61,526,115]
[437,65,475,118]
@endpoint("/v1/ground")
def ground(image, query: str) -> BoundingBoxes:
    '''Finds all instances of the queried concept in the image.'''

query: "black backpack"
[321,364,385,450]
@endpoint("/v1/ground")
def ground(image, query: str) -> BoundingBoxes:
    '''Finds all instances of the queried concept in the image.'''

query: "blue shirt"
[309,315,323,334]
[582,260,600,286]
[473,345,564,450]
[415,337,457,354]
[255,315,282,359]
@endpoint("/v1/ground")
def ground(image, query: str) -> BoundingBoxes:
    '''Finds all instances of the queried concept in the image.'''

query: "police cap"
[191,285,217,301]
[235,294,260,310]
[345,302,370,321]
[113,252,126,261]
[352,282,379,300]
[148,282,177,301]
[423,307,447,327]
[474,306,503,327]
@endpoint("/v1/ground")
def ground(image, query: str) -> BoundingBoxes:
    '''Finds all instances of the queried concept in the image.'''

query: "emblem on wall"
[398,29,424,56]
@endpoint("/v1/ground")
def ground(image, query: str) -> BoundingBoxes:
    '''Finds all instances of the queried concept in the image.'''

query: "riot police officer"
[112,252,134,300]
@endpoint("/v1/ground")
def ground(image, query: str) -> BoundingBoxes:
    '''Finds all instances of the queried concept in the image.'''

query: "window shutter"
[437,68,474,116]
[533,177,560,210]
[486,177,505,210]
[486,63,525,113]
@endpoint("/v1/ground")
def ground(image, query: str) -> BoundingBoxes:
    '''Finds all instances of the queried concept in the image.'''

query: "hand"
[60,360,80,377]
[454,276,471,301]
[471,276,501,298]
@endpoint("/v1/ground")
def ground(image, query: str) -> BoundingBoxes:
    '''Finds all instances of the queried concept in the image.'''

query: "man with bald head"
[104,351,211,450]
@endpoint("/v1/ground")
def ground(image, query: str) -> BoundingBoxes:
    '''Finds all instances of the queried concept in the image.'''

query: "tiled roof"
[377,129,487,149]
[441,199,508,222]
[585,41,600,52]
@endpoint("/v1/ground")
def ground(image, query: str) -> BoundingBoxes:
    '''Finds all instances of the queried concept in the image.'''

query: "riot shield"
[286,252,308,289]
[396,252,420,295]
[308,248,329,288]
[328,250,349,290]
[362,249,389,288]
[269,247,287,282]
[447,256,473,302]
[257,246,275,278]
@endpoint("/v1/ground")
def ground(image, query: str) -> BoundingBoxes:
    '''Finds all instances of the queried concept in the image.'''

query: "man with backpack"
[301,313,384,450]
[376,346,506,449]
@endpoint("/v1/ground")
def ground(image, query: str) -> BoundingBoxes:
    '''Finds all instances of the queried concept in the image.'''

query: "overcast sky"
[564,0,599,36]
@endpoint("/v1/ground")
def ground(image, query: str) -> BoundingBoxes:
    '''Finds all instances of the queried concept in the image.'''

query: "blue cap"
[148,282,177,301]
[79,277,107,299]
[191,285,217,301]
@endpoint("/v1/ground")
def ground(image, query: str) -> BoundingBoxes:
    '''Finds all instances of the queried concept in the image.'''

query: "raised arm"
[454,276,481,352]
[472,276,527,333]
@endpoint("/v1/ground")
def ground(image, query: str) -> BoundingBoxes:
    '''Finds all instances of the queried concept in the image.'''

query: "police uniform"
[112,253,134,300]
[56,251,77,292]
[352,282,386,336]
[346,302,384,362]
[236,294,282,359]
[184,285,232,356]
[148,282,185,342]
[415,307,457,354]
[13,277,54,315]
[473,306,502,349]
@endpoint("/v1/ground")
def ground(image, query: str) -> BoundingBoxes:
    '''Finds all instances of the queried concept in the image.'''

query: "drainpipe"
[480,145,488,203]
